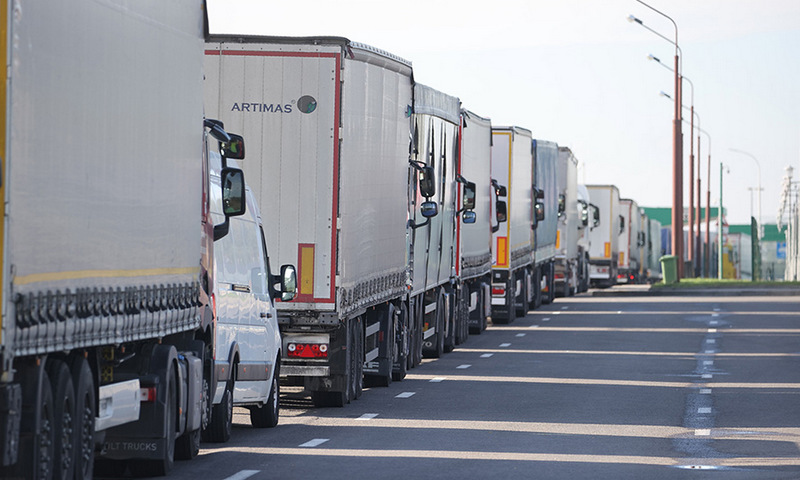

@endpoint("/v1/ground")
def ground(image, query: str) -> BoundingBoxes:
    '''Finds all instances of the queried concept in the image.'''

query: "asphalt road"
[142,294,800,480]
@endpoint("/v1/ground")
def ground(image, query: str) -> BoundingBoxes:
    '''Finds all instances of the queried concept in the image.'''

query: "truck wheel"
[206,366,234,442]
[515,273,530,317]
[443,291,456,353]
[46,360,76,480]
[469,287,484,335]
[250,361,279,428]
[15,364,55,480]
[130,366,176,477]
[71,357,95,480]
[175,428,200,460]
[423,293,445,358]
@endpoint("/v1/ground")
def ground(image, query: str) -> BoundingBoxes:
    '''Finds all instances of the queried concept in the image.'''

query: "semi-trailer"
[459,110,495,334]
[618,198,643,284]
[555,147,580,297]
[0,1,252,477]
[532,140,560,305]
[576,184,600,292]
[490,127,535,323]
[588,185,622,287]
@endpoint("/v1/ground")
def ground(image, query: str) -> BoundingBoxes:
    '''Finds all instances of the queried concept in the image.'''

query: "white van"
[204,149,296,442]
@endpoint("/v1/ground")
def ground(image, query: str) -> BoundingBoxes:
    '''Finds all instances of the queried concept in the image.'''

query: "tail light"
[287,343,328,359]
[140,387,157,403]
[492,286,505,296]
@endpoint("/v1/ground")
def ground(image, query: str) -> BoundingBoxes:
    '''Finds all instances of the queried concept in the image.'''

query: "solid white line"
[396,392,416,398]
[698,408,712,414]
[695,429,711,436]
[516,333,526,337]
[357,414,379,420]
[499,343,512,347]
[300,439,329,448]
[223,471,260,480]
[529,325,540,329]
[708,329,717,333]
[480,353,494,358]
[457,364,471,369]
[430,377,446,383]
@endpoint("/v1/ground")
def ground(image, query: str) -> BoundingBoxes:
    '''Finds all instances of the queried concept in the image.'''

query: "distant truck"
[618,198,644,283]
[0,2,249,477]
[587,185,622,287]
[532,140,560,305]
[458,110,495,334]
[491,127,535,322]
[645,216,664,282]
[555,147,580,297]
[576,184,600,292]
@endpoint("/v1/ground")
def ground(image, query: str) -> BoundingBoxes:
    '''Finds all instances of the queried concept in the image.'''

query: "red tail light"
[139,387,157,403]
[492,286,505,296]
[287,343,328,358]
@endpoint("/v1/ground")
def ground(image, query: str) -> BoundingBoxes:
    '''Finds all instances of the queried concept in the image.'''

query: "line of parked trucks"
[0,2,662,478]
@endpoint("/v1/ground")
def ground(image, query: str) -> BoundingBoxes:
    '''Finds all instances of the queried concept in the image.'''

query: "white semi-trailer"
[491,127,534,323]
[555,147,580,297]
[0,1,248,477]
[459,110,495,334]
[588,185,622,287]
[576,184,599,292]
[618,198,643,283]
[204,36,427,406]
[532,140,560,306]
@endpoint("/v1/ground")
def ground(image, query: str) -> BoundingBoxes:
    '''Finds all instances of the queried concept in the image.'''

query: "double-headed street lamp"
[629,2,683,279]
[729,148,763,239]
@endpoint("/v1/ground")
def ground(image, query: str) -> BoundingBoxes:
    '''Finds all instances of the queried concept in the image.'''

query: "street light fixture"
[729,148,763,239]
[629,2,683,279]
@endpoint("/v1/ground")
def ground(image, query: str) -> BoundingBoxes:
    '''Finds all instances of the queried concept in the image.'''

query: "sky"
[207,0,800,227]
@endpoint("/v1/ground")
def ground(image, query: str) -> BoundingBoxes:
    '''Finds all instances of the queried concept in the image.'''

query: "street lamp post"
[629,2,683,279]
[651,57,695,276]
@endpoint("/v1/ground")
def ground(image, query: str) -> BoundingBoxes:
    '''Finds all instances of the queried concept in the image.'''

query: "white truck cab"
[204,147,297,442]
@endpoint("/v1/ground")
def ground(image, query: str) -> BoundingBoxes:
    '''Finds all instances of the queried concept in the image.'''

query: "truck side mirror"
[462,181,476,210]
[408,200,438,229]
[535,201,545,222]
[496,200,507,224]
[462,211,476,224]
[419,165,436,198]
[280,265,297,302]
[222,133,245,160]
[221,168,246,217]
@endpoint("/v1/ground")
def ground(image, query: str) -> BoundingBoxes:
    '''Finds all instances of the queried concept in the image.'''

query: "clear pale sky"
[207,0,800,227]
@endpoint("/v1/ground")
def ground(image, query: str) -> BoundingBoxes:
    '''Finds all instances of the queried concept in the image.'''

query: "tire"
[19,365,55,480]
[351,319,364,399]
[250,361,279,428]
[206,365,234,443]
[424,293,445,358]
[515,272,530,317]
[392,302,408,382]
[469,288,484,335]
[46,360,76,480]
[443,292,456,353]
[71,357,95,480]
[175,428,200,460]
[130,366,176,477]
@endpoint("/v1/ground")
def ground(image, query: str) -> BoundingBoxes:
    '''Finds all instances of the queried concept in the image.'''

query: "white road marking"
[395,392,416,398]
[705,350,715,354]
[695,429,711,436]
[300,439,329,448]
[703,361,714,366]
[430,377,446,383]
[711,314,719,318]
[708,329,717,333]
[357,413,379,420]
[617,311,623,314]
[707,339,716,344]
[542,318,551,322]
[223,471,260,480]
[561,306,568,310]
[700,389,712,394]
[702,374,713,379]
[500,343,512,347]
[529,325,540,329]
[713,308,721,312]
[480,353,494,358]
[710,320,719,325]
[516,333,526,337]
[457,364,472,369]
[698,407,712,414]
